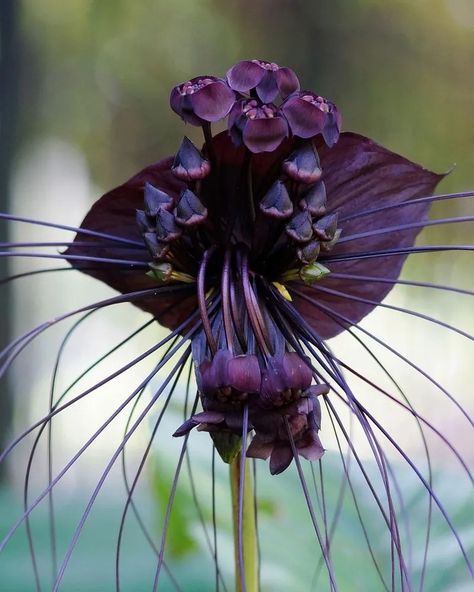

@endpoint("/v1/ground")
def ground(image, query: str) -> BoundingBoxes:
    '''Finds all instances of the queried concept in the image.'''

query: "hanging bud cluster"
[135,60,345,473]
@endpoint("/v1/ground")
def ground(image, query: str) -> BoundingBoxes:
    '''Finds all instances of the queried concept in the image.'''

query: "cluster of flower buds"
[170,59,341,153]
[257,139,342,284]
[175,331,330,473]
[135,137,212,281]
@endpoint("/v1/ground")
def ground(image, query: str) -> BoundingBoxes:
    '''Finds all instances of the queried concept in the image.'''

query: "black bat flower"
[1,59,472,591]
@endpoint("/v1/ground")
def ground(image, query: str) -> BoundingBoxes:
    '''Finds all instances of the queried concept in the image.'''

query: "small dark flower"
[226,59,300,102]
[228,98,289,153]
[170,75,236,125]
[282,90,342,146]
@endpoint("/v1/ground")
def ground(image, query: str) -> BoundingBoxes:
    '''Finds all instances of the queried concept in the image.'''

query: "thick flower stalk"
[0,59,473,591]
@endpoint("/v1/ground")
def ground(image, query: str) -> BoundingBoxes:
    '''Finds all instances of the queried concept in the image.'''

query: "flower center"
[251,59,280,71]
[243,100,276,120]
[179,77,215,95]
[301,93,331,112]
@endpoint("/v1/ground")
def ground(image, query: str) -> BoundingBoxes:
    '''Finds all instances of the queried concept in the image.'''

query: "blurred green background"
[0,0,473,590]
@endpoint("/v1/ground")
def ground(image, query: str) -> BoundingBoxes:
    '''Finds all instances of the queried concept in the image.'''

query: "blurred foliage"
[1,451,472,591]
[150,452,198,558]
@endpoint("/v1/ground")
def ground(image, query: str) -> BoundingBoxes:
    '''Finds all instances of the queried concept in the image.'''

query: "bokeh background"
[0,0,473,590]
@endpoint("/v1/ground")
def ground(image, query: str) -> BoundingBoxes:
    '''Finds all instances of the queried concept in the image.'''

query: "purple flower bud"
[135,209,153,233]
[170,76,236,126]
[281,91,342,146]
[285,210,314,243]
[144,182,174,215]
[313,212,339,242]
[297,240,321,264]
[299,181,327,215]
[155,209,182,242]
[175,188,208,226]
[259,180,293,219]
[226,59,300,103]
[281,352,313,390]
[228,99,289,153]
[227,354,261,393]
[143,231,162,259]
[200,349,261,396]
[282,141,322,184]
[172,136,211,181]
[260,353,312,405]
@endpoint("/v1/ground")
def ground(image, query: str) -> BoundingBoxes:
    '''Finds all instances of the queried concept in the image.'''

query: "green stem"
[230,453,259,592]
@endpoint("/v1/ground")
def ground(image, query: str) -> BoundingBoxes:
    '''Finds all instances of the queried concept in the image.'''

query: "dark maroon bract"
[67,59,443,473]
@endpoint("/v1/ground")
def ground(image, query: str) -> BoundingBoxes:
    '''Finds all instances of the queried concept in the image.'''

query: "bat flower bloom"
[228,98,289,153]
[226,59,300,103]
[1,59,473,592]
[170,75,236,125]
[282,90,342,146]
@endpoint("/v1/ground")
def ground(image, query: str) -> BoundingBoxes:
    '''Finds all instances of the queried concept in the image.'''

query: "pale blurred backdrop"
[0,1,473,590]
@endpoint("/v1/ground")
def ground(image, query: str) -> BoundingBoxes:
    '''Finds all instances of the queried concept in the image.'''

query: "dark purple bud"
[270,443,293,475]
[313,212,339,242]
[201,350,260,396]
[319,228,342,252]
[297,240,320,264]
[281,91,342,146]
[136,209,153,233]
[228,99,289,154]
[144,182,174,215]
[143,231,160,259]
[170,76,236,126]
[285,210,313,243]
[259,180,293,219]
[155,209,182,242]
[175,188,208,226]
[281,352,313,391]
[260,353,312,404]
[299,181,327,215]
[282,141,322,184]
[172,136,211,181]
[227,354,261,393]
[226,59,300,103]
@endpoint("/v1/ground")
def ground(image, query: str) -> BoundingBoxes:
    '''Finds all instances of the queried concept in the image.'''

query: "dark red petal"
[298,433,325,461]
[281,96,326,138]
[242,117,289,154]
[191,80,236,122]
[291,132,445,340]
[226,60,265,92]
[269,443,293,475]
[65,159,198,330]
[246,435,273,460]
